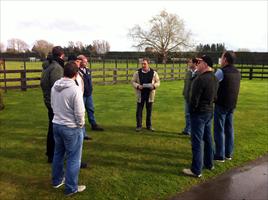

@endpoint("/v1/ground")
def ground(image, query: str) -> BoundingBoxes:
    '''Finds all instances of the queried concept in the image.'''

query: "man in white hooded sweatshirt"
[51,61,86,196]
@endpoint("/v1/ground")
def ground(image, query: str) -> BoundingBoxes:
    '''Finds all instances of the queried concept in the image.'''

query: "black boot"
[91,124,104,131]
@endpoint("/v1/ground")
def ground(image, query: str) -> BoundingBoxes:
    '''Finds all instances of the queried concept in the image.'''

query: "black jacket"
[190,71,218,113]
[215,65,241,110]
[183,70,198,102]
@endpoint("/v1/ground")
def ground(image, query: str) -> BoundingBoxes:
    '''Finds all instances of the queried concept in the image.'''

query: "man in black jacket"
[40,46,65,163]
[214,51,241,162]
[181,58,198,135]
[183,55,218,178]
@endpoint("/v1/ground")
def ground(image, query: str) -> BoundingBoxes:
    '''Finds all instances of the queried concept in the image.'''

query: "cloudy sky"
[0,0,267,52]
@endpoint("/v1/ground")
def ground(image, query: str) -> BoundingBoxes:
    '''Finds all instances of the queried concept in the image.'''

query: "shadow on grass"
[0,171,61,198]
[87,142,191,175]
[91,124,188,140]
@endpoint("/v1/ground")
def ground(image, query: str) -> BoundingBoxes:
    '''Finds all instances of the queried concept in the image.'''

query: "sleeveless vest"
[216,65,241,110]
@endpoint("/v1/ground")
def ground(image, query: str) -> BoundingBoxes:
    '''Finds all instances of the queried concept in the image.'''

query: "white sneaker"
[53,178,65,188]
[182,168,202,178]
[66,185,86,196]
[226,157,232,161]
[215,159,225,163]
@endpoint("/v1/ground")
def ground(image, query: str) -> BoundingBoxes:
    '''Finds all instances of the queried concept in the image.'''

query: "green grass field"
[0,80,267,199]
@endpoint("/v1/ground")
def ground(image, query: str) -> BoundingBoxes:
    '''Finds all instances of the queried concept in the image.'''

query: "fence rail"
[0,62,268,91]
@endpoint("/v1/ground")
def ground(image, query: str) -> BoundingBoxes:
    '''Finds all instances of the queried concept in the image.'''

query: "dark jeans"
[83,95,97,127]
[183,100,191,134]
[46,104,55,161]
[214,105,235,160]
[190,112,214,175]
[136,97,153,128]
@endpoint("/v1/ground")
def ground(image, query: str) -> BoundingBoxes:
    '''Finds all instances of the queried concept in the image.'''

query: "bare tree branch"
[128,10,192,63]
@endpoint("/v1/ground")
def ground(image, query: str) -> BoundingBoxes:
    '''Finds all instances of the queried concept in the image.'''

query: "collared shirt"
[215,69,224,82]
[191,69,198,78]
[142,68,151,73]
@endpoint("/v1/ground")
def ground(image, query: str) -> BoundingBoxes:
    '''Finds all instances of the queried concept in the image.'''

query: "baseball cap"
[67,55,82,61]
[197,55,213,68]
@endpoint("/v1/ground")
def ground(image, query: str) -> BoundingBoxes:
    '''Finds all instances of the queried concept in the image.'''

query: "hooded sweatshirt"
[51,78,85,128]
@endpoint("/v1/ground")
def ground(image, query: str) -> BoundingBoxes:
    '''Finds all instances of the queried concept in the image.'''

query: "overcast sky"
[1,0,267,52]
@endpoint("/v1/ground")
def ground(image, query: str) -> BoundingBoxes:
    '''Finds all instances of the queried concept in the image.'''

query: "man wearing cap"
[214,51,241,162]
[41,46,65,163]
[182,55,218,178]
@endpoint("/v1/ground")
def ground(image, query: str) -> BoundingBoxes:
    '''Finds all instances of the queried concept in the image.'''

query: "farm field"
[0,80,267,200]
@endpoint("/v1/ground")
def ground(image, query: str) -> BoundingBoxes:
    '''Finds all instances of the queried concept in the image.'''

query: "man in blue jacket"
[77,55,104,132]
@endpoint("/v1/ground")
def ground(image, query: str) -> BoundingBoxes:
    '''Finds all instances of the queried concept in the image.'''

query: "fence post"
[89,55,92,70]
[241,58,244,80]
[102,56,105,83]
[171,58,174,80]
[262,61,264,80]
[126,57,129,82]
[3,59,7,92]
[20,70,27,91]
[164,63,167,81]
[113,57,117,83]
[178,62,181,79]
[249,67,253,80]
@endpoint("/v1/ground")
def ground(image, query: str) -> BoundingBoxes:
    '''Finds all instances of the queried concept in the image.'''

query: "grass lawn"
[0,79,267,200]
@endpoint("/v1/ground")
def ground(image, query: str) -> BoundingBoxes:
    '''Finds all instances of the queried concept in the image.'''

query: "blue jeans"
[183,100,191,134]
[190,112,213,175]
[214,105,234,160]
[83,95,97,127]
[52,124,83,195]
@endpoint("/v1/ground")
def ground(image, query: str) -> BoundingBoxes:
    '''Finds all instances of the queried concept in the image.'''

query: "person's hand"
[150,84,155,90]
[137,85,143,90]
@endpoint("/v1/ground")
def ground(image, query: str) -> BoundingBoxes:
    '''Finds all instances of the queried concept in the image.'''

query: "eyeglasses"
[197,60,203,64]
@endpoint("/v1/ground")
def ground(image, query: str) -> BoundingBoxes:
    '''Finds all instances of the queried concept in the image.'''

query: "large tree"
[92,40,110,54]
[65,41,86,54]
[0,42,5,52]
[7,38,29,52]
[32,40,54,59]
[129,10,191,63]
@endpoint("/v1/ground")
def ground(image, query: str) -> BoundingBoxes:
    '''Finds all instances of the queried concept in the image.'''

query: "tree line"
[0,39,111,60]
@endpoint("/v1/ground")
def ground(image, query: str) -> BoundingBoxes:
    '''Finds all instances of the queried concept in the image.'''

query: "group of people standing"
[181,52,241,177]
[40,46,240,196]
[40,46,103,195]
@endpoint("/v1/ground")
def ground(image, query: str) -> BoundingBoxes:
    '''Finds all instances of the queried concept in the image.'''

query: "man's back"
[51,78,85,128]
[40,61,64,106]
[216,65,241,110]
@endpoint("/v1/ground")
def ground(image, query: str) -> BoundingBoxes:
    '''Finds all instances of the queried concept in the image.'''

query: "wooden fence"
[0,61,268,91]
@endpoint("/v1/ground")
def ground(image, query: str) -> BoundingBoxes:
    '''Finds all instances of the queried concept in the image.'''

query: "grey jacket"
[51,78,85,128]
[40,60,64,107]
